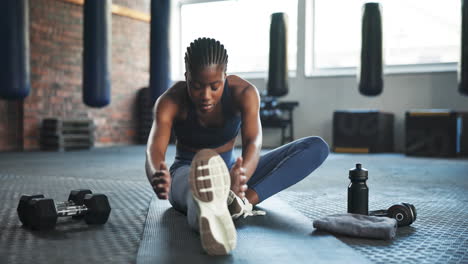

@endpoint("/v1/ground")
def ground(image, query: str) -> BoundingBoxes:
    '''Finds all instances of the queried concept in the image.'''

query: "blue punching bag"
[150,0,171,104]
[459,0,468,96]
[267,13,289,97]
[0,0,30,100]
[358,3,383,96]
[83,0,112,107]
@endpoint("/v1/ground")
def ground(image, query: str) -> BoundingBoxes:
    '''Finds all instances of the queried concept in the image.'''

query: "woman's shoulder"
[157,81,188,107]
[226,75,251,89]
[155,81,188,120]
[226,75,260,103]
[163,81,186,100]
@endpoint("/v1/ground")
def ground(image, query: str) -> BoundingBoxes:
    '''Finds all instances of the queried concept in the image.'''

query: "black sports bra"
[172,80,241,149]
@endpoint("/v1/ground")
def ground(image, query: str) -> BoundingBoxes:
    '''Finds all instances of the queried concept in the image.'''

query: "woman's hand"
[151,161,171,200]
[229,157,248,198]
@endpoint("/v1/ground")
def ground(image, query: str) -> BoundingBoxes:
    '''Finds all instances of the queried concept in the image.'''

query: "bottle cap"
[349,163,368,180]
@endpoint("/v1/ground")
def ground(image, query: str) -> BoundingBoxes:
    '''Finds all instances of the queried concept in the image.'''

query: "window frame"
[174,0,299,79]
[172,0,459,80]
[304,0,458,78]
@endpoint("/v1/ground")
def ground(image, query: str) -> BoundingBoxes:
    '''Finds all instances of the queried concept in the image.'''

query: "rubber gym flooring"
[0,145,467,263]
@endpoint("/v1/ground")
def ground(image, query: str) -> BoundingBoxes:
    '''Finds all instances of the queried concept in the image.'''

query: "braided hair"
[184,37,228,74]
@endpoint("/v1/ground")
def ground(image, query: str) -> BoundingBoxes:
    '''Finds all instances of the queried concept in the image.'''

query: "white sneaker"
[227,190,266,220]
[189,149,237,255]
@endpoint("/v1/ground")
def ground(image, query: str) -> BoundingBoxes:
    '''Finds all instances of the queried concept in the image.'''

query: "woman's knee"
[281,137,329,186]
[300,136,330,162]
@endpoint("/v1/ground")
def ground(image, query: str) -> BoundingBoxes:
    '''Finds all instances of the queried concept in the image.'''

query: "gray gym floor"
[0,145,467,263]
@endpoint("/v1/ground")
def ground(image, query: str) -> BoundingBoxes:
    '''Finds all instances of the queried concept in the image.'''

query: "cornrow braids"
[184,37,228,73]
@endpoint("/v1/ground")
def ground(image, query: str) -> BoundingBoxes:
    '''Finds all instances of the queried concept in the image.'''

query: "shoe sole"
[189,149,237,255]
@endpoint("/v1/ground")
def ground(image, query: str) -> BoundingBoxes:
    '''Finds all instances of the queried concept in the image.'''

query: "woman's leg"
[168,164,199,231]
[169,151,237,255]
[167,147,235,232]
[246,136,329,204]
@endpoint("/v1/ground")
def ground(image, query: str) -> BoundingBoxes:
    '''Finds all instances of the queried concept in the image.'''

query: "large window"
[308,0,460,74]
[177,0,297,76]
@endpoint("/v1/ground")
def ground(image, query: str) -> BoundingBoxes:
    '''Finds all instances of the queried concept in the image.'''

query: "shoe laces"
[240,197,266,218]
[228,191,266,219]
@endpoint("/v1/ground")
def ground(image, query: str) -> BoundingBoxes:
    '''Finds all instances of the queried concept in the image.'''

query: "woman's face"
[186,65,226,114]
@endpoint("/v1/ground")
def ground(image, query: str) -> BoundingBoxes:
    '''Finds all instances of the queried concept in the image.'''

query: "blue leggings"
[168,136,329,229]
[246,136,329,201]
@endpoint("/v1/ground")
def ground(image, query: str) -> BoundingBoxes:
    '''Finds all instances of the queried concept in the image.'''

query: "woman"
[145,37,329,256]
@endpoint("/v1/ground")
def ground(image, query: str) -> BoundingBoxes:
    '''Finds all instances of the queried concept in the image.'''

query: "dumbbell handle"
[56,204,89,217]
[55,200,75,209]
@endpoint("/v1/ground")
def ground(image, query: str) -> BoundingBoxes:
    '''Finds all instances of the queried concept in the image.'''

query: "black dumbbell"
[17,194,45,227]
[18,190,111,230]
[27,198,58,230]
[50,189,93,210]
[369,202,417,227]
[67,189,92,219]
[69,189,93,205]
[18,189,92,227]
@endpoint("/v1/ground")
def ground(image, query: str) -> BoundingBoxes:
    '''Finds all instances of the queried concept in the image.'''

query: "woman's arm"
[229,75,263,180]
[145,98,174,178]
[145,83,181,199]
[239,87,262,180]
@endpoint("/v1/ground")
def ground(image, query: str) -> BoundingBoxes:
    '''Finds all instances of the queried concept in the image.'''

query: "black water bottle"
[347,163,369,215]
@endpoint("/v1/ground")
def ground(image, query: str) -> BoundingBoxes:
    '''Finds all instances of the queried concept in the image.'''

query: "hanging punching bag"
[150,0,171,104]
[459,0,468,96]
[358,3,383,96]
[83,0,111,107]
[267,12,289,97]
[0,0,30,100]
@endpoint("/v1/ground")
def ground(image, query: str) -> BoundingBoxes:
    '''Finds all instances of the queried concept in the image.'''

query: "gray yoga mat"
[137,196,371,264]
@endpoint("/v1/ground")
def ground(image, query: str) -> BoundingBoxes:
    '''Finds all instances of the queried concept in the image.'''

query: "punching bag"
[0,0,30,100]
[358,3,383,96]
[459,0,468,96]
[83,0,112,107]
[150,0,171,104]
[267,12,289,97]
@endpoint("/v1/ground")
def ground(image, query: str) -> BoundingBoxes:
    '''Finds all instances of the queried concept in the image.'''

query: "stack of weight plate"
[40,118,94,151]
[137,87,154,144]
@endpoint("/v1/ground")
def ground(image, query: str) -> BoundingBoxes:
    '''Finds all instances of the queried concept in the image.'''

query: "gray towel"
[313,213,397,240]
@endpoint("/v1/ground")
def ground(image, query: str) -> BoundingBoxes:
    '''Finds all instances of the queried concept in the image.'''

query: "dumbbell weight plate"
[83,194,111,225]
[68,189,92,205]
[28,198,58,230]
[17,194,45,227]
[68,189,92,219]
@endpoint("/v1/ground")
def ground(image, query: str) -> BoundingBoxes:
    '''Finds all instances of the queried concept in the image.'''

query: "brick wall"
[0,0,151,151]
[0,101,23,151]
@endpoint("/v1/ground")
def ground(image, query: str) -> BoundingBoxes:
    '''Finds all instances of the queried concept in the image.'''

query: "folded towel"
[313,213,397,240]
